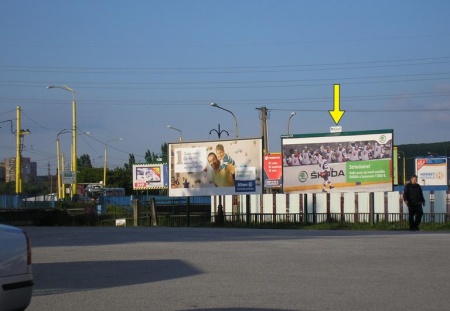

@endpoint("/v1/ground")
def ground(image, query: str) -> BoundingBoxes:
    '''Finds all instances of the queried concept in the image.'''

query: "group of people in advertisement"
[283,141,392,167]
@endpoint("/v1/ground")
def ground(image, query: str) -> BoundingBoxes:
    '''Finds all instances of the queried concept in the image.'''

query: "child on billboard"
[216,144,236,170]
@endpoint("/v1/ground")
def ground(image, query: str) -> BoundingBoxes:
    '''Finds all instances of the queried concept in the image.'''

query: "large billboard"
[282,129,393,193]
[415,157,448,186]
[133,163,169,190]
[168,138,263,196]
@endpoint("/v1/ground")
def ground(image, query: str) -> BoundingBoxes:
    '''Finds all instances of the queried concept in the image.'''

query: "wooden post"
[150,197,157,227]
[133,199,139,227]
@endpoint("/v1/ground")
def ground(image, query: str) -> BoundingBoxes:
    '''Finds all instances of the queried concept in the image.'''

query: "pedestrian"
[403,175,425,231]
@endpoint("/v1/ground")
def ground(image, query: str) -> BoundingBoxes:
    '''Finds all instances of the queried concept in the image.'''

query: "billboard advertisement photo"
[415,157,448,187]
[282,129,393,193]
[133,163,169,190]
[168,138,263,196]
[263,153,283,188]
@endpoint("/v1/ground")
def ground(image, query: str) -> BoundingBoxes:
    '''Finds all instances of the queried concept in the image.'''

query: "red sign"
[416,159,427,171]
[264,153,282,187]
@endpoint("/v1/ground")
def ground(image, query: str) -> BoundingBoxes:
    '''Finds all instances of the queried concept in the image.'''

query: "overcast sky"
[1,1,449,176]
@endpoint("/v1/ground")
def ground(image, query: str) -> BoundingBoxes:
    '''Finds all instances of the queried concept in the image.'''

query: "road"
[25,227,450,311]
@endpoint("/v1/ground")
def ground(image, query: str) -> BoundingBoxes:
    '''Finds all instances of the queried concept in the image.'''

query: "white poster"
[416,158,448,186]
[169,138,263,196]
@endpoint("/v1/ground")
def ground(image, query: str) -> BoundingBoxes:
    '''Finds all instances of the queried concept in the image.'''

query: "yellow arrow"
[329,84,345,125]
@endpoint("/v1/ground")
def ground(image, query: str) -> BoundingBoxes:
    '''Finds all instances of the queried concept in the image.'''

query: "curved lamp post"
[210,103,238,138]
[104,138,123,187]
[167,125,183,141]
[47,85,77,199]
[287,112,296,135]
[56,129,72,200]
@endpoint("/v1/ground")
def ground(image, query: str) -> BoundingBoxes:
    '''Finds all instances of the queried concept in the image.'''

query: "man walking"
[403,175,425,231]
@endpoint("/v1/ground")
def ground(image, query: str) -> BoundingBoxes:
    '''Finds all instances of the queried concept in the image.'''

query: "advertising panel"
[264,153,282,188]
[168,138,263,196]
[393,147,398,185]
[61,171,76,184]
[415,157,448,186]
[282,129,393,193]
[133,163,168,190]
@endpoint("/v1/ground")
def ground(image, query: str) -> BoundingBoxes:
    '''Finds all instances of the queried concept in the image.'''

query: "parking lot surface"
[25,227,450,311]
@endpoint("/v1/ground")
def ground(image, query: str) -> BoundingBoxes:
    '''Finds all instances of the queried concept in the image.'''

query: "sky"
[1,0,450,177]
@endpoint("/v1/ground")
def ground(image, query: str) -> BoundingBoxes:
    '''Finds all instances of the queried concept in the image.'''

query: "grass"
[220,220,450,231]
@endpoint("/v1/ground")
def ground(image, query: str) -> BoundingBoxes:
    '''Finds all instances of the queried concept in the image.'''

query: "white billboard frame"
[415,157,448,186]
[281,129,394,194]
[168,138,263,197]
[132,163,168,190]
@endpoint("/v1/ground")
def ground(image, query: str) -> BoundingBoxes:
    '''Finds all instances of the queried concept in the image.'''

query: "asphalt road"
[24,227,450,311]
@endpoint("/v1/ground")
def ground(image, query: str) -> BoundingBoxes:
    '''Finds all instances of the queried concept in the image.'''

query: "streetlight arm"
[210,103,238,138]
[167,125,183,141]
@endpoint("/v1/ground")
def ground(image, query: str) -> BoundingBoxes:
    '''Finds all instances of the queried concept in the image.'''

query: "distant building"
[0,162,5,182]
[3,157,37,183]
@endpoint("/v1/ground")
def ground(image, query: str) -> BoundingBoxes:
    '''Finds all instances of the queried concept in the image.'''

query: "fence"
[210,191,450,224]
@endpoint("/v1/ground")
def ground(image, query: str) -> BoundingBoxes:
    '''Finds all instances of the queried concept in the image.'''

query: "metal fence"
[97,212,449,228]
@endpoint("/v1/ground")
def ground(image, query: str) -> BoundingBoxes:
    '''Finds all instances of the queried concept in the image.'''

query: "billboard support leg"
[217,195,224,226]
[246,195,250,227]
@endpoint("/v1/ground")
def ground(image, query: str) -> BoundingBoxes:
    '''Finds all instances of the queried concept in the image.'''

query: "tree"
[78,154,92,170]
[77,167,103,184]
[108,167,133,194]
[124,153,135,170]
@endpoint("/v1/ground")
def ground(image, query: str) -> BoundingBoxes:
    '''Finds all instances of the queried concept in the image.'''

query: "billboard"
[415,157,448,186]
[264,153,282,188]
[282,129,393,193]
[168,138,263,196]
[132,163,169,190]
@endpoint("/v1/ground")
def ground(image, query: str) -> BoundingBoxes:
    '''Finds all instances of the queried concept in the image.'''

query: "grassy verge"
[221,221,450,231]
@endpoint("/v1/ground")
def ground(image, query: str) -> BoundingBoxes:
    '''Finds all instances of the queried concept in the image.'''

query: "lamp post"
[104,138,123,187]
[209,124,229,139]
[210,103,238,138]
[47,85,77,199]
[287,112,296,135]
[167,125,183,141]
[398,150,406,185]
[56,129,71,200]
[210,103,240,225]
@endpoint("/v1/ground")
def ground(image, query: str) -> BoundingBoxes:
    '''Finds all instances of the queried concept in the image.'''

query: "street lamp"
[47,85,77,200]
[56,129,71,200]
[210,103,238,138]
[167,125,183,141]
[209,124,229,139]
[104,138,123,187]
[287,112,296,135]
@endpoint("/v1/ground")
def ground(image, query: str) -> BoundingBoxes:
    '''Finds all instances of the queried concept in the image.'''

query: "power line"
[1,75,450,90]
[1,71,449,86]
[1,56,449,71]
[1,91,449,107]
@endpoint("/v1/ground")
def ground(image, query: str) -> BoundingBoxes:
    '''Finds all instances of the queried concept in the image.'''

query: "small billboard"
[282,129,393,193]
[132,163,169,190]
[415,157,448,186]
[61,171,76,184]
[168,138,263,196]
[264,153,283,188]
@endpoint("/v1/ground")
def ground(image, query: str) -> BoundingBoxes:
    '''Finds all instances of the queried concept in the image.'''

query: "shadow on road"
[25,227,420,248]
[32,259,202,296]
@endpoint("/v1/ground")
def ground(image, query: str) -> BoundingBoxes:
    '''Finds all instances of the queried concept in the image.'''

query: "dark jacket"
[403,182,425,206]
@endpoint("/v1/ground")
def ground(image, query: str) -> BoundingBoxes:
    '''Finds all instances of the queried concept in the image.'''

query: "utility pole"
[15,106,30,194]
[257,106,270,195]
[257,107,269,154]
[16,107,21,194]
